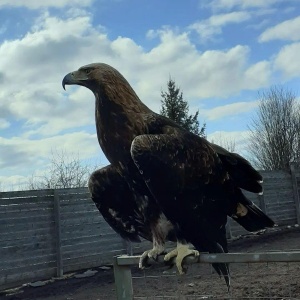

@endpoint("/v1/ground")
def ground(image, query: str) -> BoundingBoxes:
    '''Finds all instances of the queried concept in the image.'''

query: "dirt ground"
[1,226,300,300]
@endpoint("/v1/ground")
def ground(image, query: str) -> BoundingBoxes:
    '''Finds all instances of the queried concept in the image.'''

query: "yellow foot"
[164,243,199,274]
[139,247,164,269]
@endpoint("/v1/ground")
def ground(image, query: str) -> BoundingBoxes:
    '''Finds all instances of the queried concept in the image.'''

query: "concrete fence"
[1,166,300,290]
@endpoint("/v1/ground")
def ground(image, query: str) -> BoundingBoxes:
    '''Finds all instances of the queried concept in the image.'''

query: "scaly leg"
[164,241,199,274]
[139,213,175,269]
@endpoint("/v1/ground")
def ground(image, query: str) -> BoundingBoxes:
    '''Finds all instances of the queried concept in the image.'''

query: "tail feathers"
[233,202,275,232]
[196,242,231,291]
[212,262,230,291]
[230,153,263,182]
[236,178,263,194]
[228,153,263,193]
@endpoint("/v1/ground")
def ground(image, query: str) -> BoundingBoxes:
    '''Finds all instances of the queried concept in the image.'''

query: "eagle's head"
[62,63,151,114]
[62,63,128,93]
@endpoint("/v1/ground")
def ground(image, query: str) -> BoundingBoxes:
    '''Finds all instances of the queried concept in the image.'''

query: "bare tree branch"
[210,133,236,152]
[248,86,300,171]
[28,149,97,190]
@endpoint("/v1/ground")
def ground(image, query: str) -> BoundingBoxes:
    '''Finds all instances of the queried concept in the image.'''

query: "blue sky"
[0,0,299,190]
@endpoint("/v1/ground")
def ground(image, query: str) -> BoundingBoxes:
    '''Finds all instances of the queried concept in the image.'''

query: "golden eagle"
[62,63,274,288]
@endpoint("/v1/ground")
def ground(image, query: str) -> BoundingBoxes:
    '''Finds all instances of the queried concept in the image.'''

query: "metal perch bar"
[116,251,300,266]
[114,251,300,299]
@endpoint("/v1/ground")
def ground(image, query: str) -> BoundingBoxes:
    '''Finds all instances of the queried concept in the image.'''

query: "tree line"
[28,80,300,190]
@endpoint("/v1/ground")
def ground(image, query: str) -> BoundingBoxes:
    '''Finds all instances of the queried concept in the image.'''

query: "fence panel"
[262,170,297,225]
[57,189,126,273]
[1,165,300,291]
[0,190,57,290]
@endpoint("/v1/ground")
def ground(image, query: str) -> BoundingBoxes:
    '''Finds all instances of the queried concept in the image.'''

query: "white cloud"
[0,14,108,136]
[0,131,101,175]
[247,19,271,30]
[0,0,93,9]
[199,101,258,121]
[209,12,251,26]
[0,131,108,190]
[244,61,271,89]
[0,118,10,129]
[207,0,287,11]
[0,11,275,190]
[0,12,271,139]
[0,175,29,191]
[0,14,270,137]
[137,31,271,100]
[207,130,251,153]
[274,42,300,78]
[189,12,251,42]
[259,16,300,42]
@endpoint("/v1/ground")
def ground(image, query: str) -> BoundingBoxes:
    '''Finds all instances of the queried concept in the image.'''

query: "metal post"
[53,189,63,277]
[226,217,232,239]
[258,193,266,213]
[290,162,300,224]
[122,239,133,256]
[113,256,133,300]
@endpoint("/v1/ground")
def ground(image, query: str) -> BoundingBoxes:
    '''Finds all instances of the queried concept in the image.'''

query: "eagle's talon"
[164,248,178,262]
[139,246,165,269]
[139,253,150,269]
[148,252,158,260]
[164,243,199,275]
[176,249,199,274]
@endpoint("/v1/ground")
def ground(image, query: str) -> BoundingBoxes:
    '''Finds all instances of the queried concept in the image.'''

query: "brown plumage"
[62,63,274,289]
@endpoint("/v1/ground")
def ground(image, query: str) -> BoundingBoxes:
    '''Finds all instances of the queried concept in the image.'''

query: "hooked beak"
[62,73,73,90]
[62,70,89,90]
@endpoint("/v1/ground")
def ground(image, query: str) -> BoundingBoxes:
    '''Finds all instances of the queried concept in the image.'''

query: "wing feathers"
[89,165,150,242]
[211,143,263,193]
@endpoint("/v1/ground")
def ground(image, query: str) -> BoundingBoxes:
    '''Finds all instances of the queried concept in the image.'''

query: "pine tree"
[160,78,206,137]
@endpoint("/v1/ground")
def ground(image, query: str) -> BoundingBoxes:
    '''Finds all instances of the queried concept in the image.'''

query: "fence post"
[290,163,300,225]
[226,218,232,239]
[53,189,63,277]
[258,193,266,214]
[113,256,133,300]
[122,239,133,256]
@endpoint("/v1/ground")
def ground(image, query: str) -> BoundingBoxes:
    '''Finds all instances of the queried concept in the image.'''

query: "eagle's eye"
[84,69,91,75]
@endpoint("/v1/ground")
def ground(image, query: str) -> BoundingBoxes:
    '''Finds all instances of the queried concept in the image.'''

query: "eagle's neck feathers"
[92,78,151,165]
